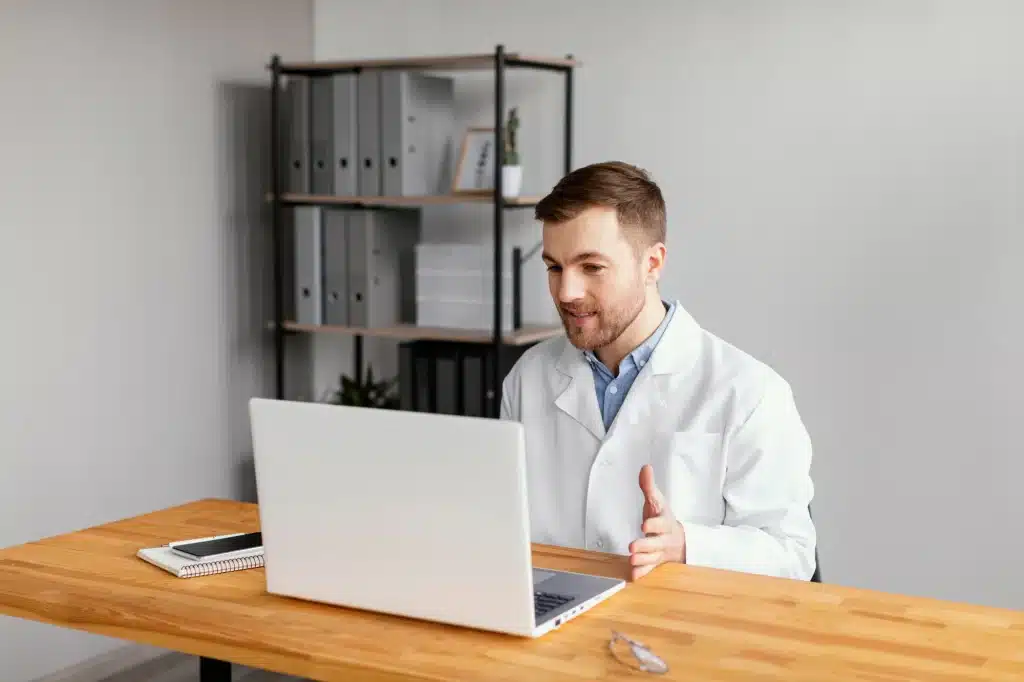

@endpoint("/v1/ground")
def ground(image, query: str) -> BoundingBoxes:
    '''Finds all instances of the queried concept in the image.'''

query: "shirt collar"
[584,300,676,375]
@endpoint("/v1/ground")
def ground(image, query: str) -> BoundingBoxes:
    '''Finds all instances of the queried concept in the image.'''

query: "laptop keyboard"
[534,590,573,619]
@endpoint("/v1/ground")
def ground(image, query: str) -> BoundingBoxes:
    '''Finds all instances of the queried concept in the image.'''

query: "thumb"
[639,464,664,516]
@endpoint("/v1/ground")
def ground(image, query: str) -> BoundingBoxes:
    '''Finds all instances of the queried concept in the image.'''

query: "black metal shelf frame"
[267,44,575,418]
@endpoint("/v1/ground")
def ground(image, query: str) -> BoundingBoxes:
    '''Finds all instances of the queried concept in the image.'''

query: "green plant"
[503,107,520,166]
[323,365,400,409]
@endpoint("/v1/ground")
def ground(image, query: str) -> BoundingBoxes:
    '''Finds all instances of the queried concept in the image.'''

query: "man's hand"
[628,464,686,580]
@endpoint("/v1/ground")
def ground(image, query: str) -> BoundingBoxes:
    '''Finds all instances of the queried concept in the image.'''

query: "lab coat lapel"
[647,301,703,377]
[553,341,605,442]
[550,301,702,443]
[603,300,704,439]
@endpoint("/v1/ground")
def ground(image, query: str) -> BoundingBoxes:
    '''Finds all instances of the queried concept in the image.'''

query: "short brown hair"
[534,161,666,248]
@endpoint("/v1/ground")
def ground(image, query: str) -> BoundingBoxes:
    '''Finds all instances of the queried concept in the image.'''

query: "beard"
[559,283,646,352]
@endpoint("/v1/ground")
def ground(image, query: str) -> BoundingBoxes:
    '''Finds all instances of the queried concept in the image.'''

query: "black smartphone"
[169,532,262,561]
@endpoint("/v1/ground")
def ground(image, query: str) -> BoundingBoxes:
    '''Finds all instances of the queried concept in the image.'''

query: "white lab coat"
[500,301,816,580]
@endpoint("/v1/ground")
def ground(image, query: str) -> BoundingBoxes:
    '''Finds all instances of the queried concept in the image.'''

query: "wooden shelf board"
[277,192,540,208]
[281,321,563,346]
[278,53,579,74]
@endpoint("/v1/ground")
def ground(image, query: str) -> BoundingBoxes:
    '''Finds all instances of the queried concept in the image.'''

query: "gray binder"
[380,72,456,196]
[357,69,381,196]
[293,206,323,326]
[331,74,358,195]
[348,209,420,327]
[309,76,332,195]
[321,208,349,325]
[310,74,357,196]
[284,76,310,194]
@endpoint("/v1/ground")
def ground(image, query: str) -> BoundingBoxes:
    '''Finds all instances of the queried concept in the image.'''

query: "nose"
[557,269,585,303]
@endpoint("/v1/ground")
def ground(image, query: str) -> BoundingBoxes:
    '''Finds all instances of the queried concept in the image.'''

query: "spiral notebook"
[137,539,265,579]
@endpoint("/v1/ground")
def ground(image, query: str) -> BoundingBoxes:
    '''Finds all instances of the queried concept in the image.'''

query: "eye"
[545,264,562,273]
[583,264,604,273]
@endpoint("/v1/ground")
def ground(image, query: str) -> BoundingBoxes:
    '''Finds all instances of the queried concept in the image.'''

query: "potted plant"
[322,365,401,409]
[502,107,523,198]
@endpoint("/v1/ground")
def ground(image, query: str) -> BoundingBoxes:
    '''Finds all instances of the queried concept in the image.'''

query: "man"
[499,161,816,581]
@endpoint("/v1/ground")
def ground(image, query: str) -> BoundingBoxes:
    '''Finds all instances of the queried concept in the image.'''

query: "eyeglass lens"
[609,631,669,674]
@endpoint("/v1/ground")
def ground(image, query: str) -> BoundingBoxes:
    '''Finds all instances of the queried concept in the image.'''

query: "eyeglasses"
[608,630,669,674]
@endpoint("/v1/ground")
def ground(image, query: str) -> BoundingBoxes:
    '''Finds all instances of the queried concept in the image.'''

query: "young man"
[500,161,816,581]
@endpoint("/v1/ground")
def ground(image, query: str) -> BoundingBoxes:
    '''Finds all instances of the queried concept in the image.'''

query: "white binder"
[380,71,456,196]
[347,209,420,327]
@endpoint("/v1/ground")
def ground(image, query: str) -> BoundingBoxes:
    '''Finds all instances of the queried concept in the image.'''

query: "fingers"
[643,495,665,521]
[639,463,654,490]
[629,549,662,566]
[642,515,674,536]
[638,464,665,516]
[629,535,666,555]
[629,527,669,578]
[634,464,675,582]
[631,563,657,581]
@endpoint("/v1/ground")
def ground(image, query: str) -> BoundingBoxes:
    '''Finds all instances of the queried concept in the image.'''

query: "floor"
[116,655,304,682]
[149,656,302,682]
[34,649,305,682]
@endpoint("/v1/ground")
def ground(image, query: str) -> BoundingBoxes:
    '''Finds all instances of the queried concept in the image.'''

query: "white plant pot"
[502,165,523,198]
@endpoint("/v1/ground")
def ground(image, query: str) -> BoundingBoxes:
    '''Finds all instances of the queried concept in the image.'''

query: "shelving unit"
[267,44,577,417]
[278,192,543,208]
[277,52,578,74]
[280,321,561,345]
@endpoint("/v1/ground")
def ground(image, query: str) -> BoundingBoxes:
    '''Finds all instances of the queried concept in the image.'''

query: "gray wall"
[314,0,1024,610]
[0,1,312,680]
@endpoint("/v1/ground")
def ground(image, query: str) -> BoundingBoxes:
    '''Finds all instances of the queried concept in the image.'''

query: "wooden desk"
[1,499,1022,681]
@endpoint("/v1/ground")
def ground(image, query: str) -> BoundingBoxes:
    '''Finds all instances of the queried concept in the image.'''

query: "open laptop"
[248,397,625,637]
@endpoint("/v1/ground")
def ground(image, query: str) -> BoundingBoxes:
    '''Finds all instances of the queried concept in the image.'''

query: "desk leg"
[199,656,231,681]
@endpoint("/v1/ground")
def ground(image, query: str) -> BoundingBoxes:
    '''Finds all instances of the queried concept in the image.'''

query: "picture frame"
[451,127,497,194]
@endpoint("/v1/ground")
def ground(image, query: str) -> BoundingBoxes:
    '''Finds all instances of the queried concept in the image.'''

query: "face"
[541,206,663,351]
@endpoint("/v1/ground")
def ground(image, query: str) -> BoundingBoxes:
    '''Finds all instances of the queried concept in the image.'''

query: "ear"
[645,243,666,283]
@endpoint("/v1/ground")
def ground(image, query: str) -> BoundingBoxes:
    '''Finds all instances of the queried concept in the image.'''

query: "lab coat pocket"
[665,431,724,524]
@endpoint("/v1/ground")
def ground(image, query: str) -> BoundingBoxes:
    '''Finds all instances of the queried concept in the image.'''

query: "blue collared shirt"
[584,301,676,431]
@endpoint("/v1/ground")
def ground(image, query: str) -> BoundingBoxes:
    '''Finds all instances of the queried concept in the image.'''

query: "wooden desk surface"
[1,499,1022,681]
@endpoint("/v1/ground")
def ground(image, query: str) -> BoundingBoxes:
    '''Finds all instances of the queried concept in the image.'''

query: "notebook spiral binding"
[182,553,265,578]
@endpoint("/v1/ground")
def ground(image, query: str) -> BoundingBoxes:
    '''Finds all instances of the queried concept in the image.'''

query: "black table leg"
[199,656,231,681]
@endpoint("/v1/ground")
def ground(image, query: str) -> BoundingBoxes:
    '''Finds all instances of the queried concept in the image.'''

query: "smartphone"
[169,532,263,561]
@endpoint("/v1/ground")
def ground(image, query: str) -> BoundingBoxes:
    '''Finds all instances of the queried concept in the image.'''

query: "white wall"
[314,0,1024,610]
[0,1,312,680]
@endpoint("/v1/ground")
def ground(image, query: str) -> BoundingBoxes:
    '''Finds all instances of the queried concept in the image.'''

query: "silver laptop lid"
[249,398,537,635]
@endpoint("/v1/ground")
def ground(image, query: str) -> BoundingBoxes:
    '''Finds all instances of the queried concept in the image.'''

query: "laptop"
[248,397,625,637]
